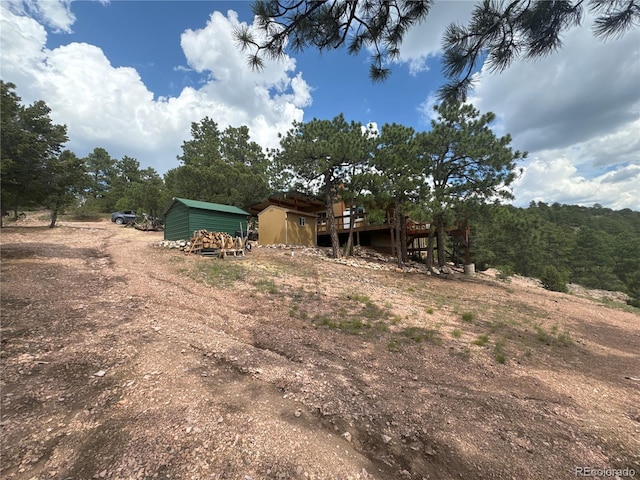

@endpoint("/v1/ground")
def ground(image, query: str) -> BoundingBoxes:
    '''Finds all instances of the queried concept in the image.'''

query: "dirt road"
[1,219,639,480]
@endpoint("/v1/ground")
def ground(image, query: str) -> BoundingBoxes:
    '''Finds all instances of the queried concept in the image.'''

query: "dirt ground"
[1,217,639,480]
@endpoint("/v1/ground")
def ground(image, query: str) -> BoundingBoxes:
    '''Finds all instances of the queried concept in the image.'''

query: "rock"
[92,370,106,377]
[515,437,533,452]
[425,446,436,456]
[342,431,352,442]
[382,434,392,444]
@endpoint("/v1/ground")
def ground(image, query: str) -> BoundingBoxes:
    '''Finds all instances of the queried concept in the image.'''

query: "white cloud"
[508,121,640,205]
[361,122,379,138]
[0,4,311,174]
[0,3,48,89]
[7,0,76,33]
[395,1,476,75]
[417,93,440,124]
[180,10,312,114]
[514,155,640,211]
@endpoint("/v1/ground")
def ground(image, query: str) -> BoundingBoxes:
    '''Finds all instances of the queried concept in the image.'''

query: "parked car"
[111,210,137,225]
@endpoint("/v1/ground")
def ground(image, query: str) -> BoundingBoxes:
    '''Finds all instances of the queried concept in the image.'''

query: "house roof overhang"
[247,191,325,216]
[163,197,250,217]
[257,204,318,218]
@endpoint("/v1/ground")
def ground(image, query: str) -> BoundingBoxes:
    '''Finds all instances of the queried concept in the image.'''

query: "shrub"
[494,341,506,363]
[402,327,440,344]
[69,205,104,221]
[556,331,573,346]
[387,340,402,352]
[626,285,640,308]
[496,265,513,280]
[461,311,475,322]
[627,297,640,308]
[540,265,568,293]
[534,325,552,344]
[348,294,370,303]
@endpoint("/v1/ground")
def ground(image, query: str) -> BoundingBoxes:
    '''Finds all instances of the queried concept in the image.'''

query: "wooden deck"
[316,213,470,263]
[316,214,465,237]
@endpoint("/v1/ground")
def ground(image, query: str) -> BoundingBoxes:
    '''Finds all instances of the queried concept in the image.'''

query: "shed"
[258,205,317,246]
[163,198,249,241]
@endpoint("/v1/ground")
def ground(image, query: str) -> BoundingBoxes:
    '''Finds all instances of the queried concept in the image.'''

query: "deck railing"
[316,214,432,236]
[406,222,431,235]
[316,213,379,234]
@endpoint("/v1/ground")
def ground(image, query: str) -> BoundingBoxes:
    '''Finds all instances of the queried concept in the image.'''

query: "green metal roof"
[167,198,250,216]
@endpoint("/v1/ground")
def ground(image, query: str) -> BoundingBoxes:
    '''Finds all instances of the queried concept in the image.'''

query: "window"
[299,217,306,227]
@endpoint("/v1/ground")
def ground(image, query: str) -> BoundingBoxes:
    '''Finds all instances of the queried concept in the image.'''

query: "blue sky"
[1,0,639,210]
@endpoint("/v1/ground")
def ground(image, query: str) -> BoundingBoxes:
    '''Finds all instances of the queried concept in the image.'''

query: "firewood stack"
[191,230,235,249]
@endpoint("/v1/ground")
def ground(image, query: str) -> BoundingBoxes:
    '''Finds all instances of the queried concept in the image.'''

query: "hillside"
[1,218,639,480]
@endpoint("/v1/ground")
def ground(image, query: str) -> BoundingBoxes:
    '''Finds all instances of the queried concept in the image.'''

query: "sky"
[1,0,639,211]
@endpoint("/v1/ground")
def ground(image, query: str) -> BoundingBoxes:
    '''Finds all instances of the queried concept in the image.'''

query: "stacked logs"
[186,229,246,256]
[192,229,235,249]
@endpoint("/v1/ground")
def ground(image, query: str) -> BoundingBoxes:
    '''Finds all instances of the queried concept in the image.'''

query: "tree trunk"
[344,162,357,258]
[436,214,446,267]
[426,219,435,269]
[344,206,356,258]
[324,175,341,259]
[400,213,408,263]
[49,210,58,228]
[394,202,403,268]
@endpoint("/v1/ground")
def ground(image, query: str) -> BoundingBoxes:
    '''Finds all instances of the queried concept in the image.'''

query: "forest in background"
[470,202,640,305]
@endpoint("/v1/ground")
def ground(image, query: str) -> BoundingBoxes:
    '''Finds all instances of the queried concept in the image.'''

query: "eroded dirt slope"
[1,220,639,480]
